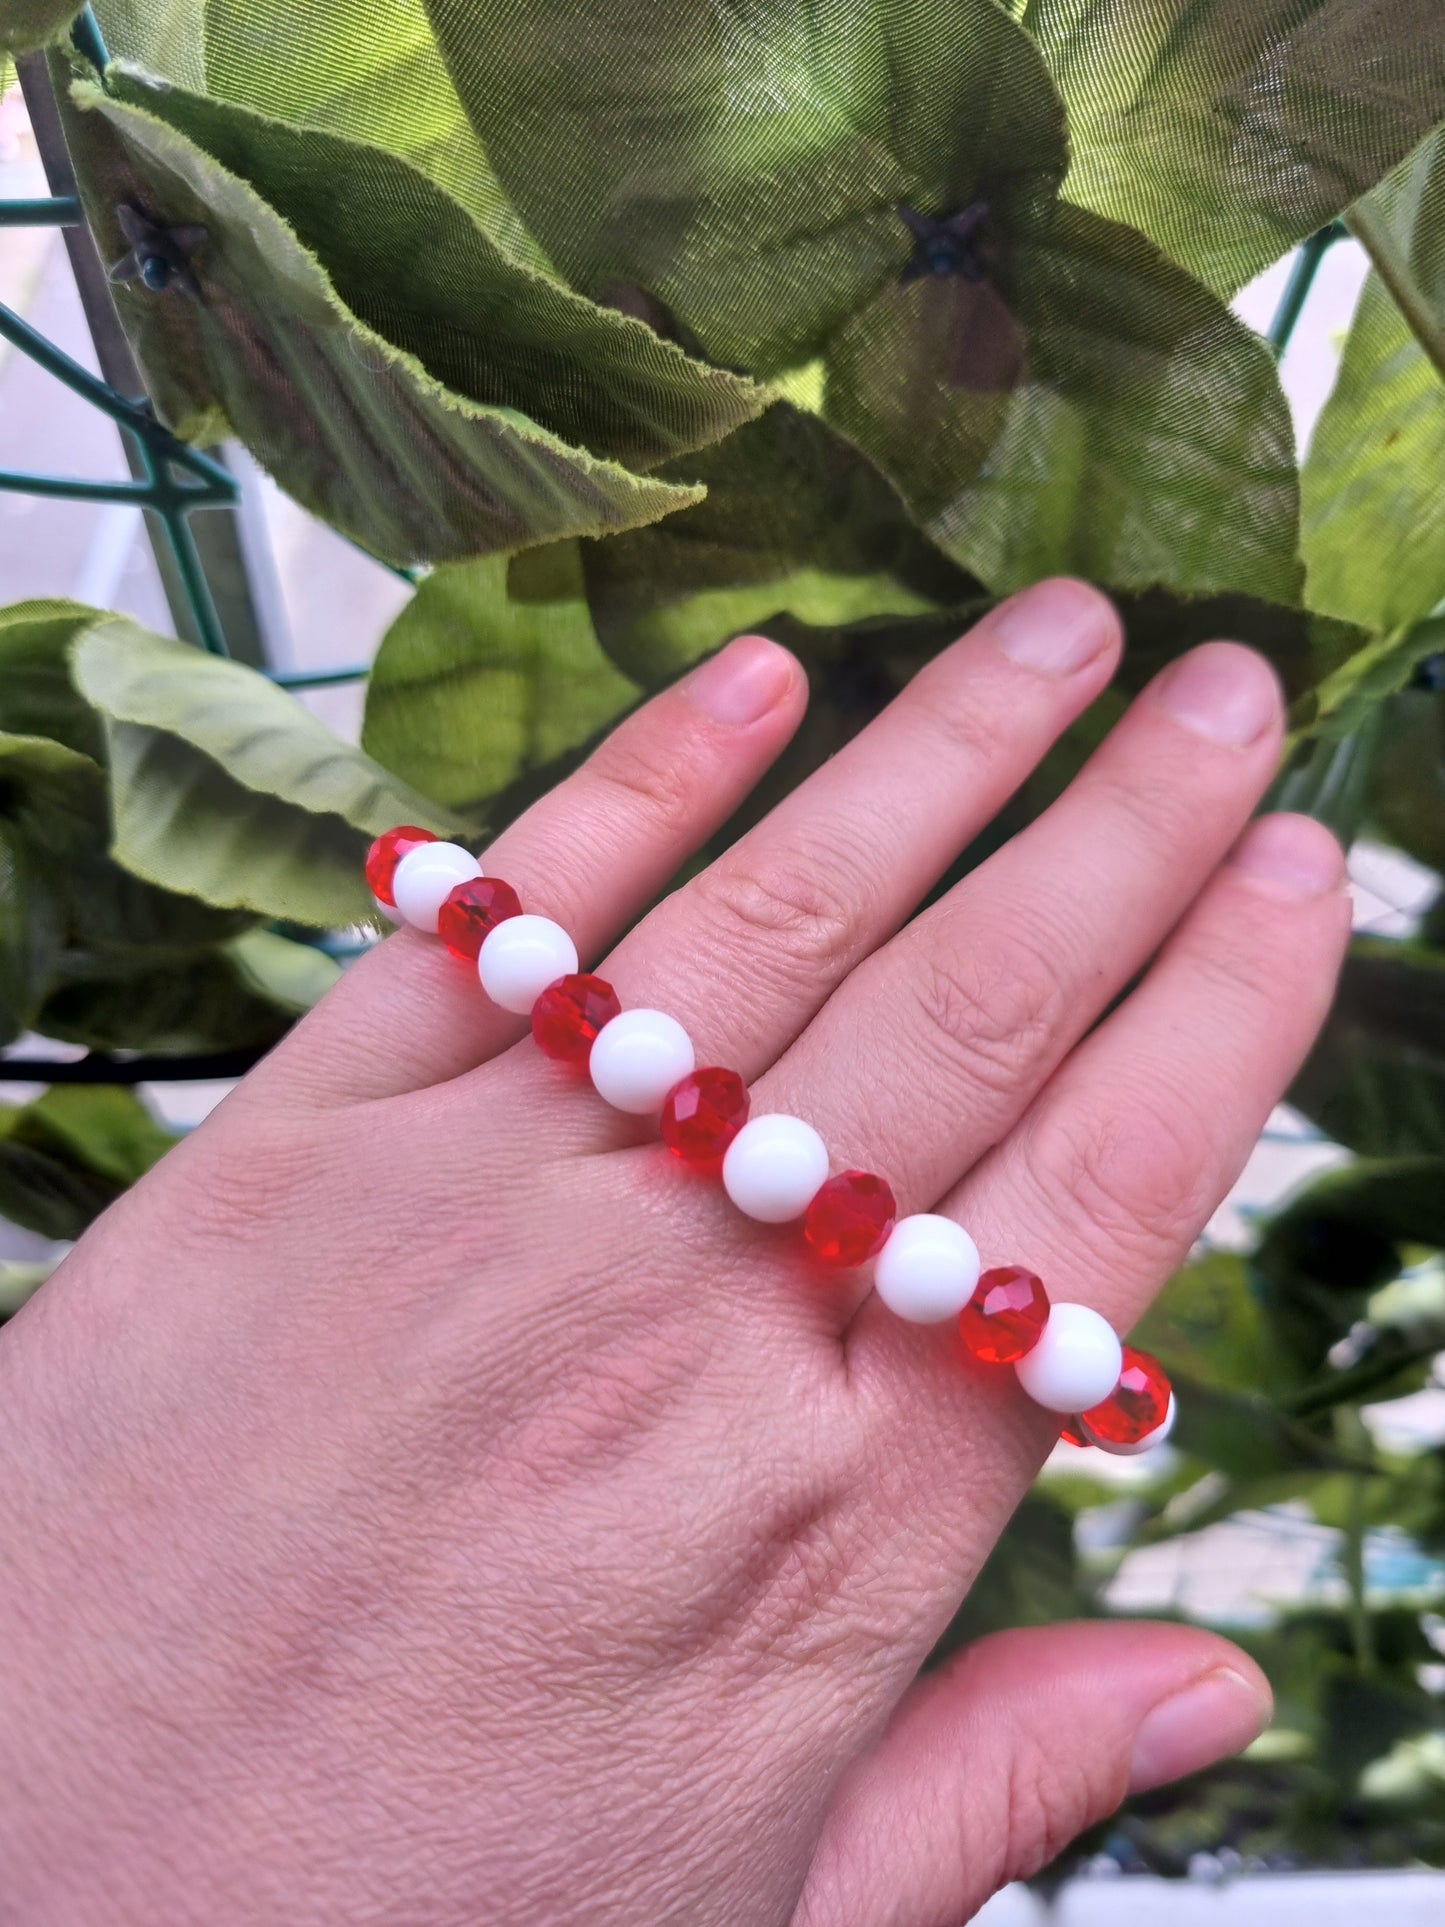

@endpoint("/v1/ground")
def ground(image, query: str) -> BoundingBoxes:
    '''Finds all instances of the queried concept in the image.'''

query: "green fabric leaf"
[0,1084,175,1241]
[37,928,339,1054]
[424,0,1069,375]
[106,67,766,472]
[93,0,537,256]
[363,552,640,816]
[1291,940,1445,1160]
[71,616,463,925]
[1112,587,1362,705]
[0,598,108,761]
[1009,0,1445,298]
[574,403,977,683]
[825,198,1303,602]
[1302,129,1445,635]
[60,76,706,567]
[1,0,79,54]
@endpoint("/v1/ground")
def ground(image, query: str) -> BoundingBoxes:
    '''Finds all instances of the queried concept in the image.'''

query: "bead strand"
[365,830,1175,1454]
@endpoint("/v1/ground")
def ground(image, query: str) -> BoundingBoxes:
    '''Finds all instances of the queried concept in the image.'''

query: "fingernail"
[1154,642,1281,746]
[1228,813,1346,900]
[684,635,796,725]
[1128,1668,1271,1795]
[994,578,1118,676]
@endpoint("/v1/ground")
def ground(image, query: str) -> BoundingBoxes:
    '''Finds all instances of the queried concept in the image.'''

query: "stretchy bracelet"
[367,828,1176,1457]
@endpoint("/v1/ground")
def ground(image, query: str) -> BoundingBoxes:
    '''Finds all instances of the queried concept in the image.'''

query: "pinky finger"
[266,636,806,1103]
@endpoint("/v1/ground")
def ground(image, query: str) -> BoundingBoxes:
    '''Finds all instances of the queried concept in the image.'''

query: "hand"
[0,580,1349,1926]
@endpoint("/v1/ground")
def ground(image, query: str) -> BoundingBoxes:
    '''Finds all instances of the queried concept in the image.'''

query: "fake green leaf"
[0,597,107,760]
[38,928,339,1054]
[1302,129,1445,635]
[1,0,79,54]
[825,198,1303,603]
[61,78,705,567]
[363,553,640,815]
[574,404,977,683]
[424,0,1069,374]
[0,1084,175,1240]
[93,0,535,255]
[106,68,766,471]
[1112,587,1362,707]
[1291,941,1445,1160]
[72,616,462,925]
[1009,0,1445,298]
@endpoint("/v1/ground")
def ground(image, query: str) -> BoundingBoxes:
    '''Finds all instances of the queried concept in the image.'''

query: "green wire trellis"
[0,8,1347,1085]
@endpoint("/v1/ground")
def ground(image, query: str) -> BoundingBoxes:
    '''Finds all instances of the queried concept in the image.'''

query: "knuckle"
[998,1735,1102,1882]
[913,918,1068,1100]
[590,732,698,837]
[1033,1092,1218,1269]
[692,850,861,978]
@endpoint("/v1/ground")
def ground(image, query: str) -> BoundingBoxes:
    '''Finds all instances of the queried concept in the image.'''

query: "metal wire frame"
[0,9,1347,1083]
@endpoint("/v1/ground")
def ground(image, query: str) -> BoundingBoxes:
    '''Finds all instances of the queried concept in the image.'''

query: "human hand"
[0,580,1350,1925]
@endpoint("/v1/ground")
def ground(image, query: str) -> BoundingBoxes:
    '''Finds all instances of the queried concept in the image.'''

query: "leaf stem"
[1348,202,1445,384]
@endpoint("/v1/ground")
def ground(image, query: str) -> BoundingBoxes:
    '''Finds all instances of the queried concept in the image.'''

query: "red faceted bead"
[531,973,622,1065]
[804,1171,897,1267]
[959,1265,1050,1365]
[1059,1421,1088,1449]
[660,1068,750,1169]
[1081,1346,1171,1445]
[438,876,522,960]
[365,825,438,905]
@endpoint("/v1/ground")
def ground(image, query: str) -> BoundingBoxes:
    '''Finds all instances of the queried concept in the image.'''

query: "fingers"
[595,579,1121,1078]
[758,641,1287,1226]
[846,814,1349,1572]
[794,1622,1270,1927]
[264,635,807,1103]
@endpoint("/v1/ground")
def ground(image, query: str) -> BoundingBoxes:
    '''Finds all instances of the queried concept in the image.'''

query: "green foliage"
[59,76,708,568]
[825,198,1302,600]
[362,553,641,815]
[1303,128,1445,634]
[0,602,362,1059]
[72,615,461,924]
[1008,0,1445,299]
[105,68,768,473]
[0,1085,174,1240]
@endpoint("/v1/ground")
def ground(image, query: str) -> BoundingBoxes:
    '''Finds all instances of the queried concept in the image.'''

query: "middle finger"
[754,639,1285,1220]
[595,577,1121,1082]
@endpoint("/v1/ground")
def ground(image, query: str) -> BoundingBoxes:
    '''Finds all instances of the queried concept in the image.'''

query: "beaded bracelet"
[368,828,1175,1457]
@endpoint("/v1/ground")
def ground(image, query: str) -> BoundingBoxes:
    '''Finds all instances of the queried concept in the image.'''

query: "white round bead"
[1014,1302,1123,1414]
[477,915,579,1015]
[872,1213,981,1323]
[1081,1392,1177,1457]
[391,841,482,933]
[373,895,404,926]
[589,1009,695,1114]
[722,1114,829,1223]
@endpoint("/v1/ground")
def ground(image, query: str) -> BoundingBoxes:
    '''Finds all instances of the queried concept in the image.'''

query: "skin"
[0,579,1350,1925]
